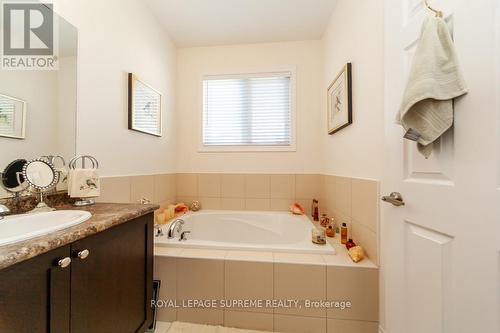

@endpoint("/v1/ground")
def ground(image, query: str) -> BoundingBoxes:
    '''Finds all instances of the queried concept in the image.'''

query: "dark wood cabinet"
[71,214,153,333]
[0,245,71,333]
[0,213,153,333]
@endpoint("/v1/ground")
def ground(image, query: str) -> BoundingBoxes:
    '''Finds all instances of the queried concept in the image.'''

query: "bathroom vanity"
[0,203,156,333]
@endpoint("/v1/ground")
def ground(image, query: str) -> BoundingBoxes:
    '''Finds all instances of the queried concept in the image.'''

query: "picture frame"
[128,73,162,137]
[327,63,352,135]
[0,93,27,140]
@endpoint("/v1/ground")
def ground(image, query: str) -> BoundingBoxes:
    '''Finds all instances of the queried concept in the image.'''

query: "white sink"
[0,210,92,247]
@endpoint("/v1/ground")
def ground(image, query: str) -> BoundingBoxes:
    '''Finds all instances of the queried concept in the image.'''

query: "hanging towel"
[55,166,68,191]
[67,168,100,198]
[396,16,468,158]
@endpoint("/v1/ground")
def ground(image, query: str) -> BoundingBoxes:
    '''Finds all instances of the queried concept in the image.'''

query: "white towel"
[396,16,468,158]
[67,168,100,198]
[55,167,68,191]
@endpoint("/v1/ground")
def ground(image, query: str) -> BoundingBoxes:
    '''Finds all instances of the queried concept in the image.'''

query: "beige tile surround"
[42,170,380,333]
[320,175,380,264]
[98,173,379,263]
[97,174,177,211]
[176,173,320,214]
[154,248,379,333]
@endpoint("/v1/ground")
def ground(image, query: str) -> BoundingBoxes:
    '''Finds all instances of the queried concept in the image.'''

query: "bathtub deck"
[155,235,376,268]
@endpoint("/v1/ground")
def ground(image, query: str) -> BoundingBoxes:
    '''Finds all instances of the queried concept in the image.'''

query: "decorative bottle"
[311,199,319,221]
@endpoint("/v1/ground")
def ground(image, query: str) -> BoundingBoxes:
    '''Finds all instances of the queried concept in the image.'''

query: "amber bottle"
[340,223,348,244]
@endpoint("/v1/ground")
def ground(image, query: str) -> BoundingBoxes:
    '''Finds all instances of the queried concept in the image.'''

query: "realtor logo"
[1,1,58,70]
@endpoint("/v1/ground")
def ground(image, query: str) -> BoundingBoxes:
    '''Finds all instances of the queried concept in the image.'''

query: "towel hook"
[424,0,443,17]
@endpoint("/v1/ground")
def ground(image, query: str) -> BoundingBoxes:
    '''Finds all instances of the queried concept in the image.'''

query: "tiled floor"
[157,321,272,333]
[155,321,172,333]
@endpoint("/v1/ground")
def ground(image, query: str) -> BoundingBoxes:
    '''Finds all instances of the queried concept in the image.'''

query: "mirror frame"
[0,159,28,194]
[22,159,59,190]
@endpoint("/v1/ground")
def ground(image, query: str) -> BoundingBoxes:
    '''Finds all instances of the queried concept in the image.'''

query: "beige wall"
[53,0,177,177]
[1,1,384,182]
[176,41,323,174]
[321,0,384,180]
[57,56,78,161]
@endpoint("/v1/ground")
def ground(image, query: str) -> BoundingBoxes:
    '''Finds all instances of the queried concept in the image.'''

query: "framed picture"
[327,63,352,134]
[128,73,162,137]
[0,93,27,140]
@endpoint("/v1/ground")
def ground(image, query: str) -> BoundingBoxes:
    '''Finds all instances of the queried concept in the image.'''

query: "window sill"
[198,144,297,153]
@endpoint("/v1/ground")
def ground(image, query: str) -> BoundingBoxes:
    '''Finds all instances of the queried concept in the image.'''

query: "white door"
[382,0,500,332]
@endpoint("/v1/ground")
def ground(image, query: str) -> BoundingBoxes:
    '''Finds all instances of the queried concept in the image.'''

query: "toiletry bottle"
[331,218,338,234]
[326,225,336,238]
[320,214,330,228]
[312,199,319,221]
[346,238,356,250]
[341,223,348,244]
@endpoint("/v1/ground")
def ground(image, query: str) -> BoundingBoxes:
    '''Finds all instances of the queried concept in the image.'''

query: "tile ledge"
[323,246,378,269]
[154,246,377,269]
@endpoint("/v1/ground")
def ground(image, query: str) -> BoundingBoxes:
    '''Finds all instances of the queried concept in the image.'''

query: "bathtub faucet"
[179,231,191,241]
[167,218,185,239]
[154,225,164,237]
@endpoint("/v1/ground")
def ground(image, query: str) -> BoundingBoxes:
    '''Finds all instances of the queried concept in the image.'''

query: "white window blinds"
[202,72,292,148]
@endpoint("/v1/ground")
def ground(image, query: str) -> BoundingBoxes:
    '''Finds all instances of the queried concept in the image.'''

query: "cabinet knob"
[77,249,90,260]
[58,257,72,268]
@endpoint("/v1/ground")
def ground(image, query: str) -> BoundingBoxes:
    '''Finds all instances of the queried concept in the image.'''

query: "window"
[202,71,295,151]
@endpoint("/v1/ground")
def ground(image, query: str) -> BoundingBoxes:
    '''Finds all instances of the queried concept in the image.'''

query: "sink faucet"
[0,204,10,220]
[167,219,184,239]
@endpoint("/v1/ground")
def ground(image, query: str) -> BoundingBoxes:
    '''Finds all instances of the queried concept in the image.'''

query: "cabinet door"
[70,214,153,333]
[0,245,71,333]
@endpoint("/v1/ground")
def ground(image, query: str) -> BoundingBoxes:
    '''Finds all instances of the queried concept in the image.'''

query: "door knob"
[77,249,90,260]
[382,192,405,206]
[58,257,72,268]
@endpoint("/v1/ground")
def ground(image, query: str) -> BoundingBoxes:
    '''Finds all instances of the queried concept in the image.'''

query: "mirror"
[0,4,78,198]
[23,159,58,190]
[0,159,28,194]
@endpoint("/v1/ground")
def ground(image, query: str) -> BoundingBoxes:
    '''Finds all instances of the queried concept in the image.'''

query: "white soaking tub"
[154,210,335,254]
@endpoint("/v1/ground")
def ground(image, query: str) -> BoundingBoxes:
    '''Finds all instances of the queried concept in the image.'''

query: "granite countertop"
[0,203,159,270]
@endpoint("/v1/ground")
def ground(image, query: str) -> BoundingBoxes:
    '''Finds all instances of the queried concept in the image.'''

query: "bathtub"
[154,210,335,254]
